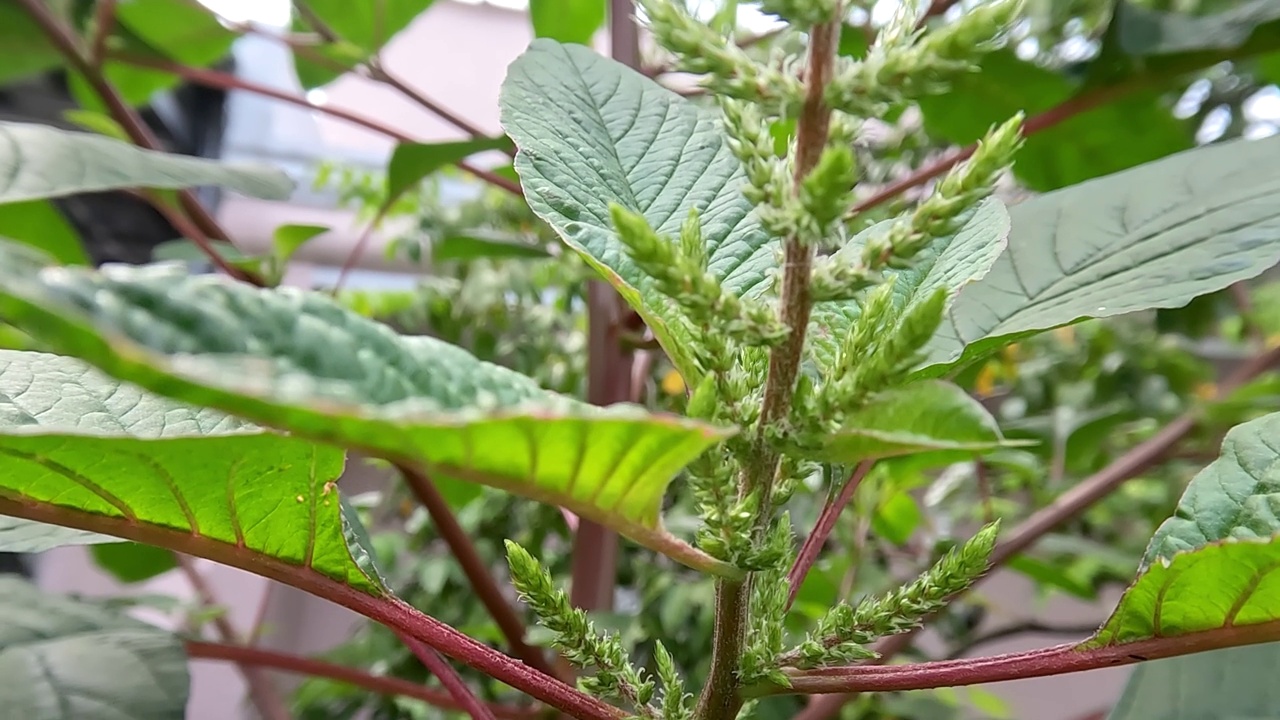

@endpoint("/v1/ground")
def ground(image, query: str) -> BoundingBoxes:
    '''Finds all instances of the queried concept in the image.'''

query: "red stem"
[398,632,498,720]
[14,0,261,284]
[397,465,558,678]
[786,460,875,609]
[762,616,1280,695]
[0,497,626,720]
[185,640,539,720]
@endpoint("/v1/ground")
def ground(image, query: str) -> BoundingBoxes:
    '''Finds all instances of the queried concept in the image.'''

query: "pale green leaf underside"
[0,350,381,594]
[0,121,292,203]
[922,134,1280,373]
[808,380,1012,464]
[0,243,731,570]
[0,577,188,720]
[1106,644,1280,720]
[808,198,1011,371]
[501,39,775,382]
[0,516,113,552]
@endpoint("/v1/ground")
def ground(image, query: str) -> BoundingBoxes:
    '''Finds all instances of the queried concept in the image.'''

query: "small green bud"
[800,144,857,234]
[686,373,718,420]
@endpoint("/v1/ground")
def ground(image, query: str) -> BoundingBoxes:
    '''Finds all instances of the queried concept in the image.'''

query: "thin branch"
[175,555,291,720]
[754,616,1280,695]
[332,207,388,295]
[397,464,559,678]
[398,632,498,720]
[366,61,511,155]
[144,191,256,282]
[14,0,260,284]
[108,52,522,195]
[89,0,118,68]
[0,499,624,720]
[185,640,539,720]
[291,0,342,42]
[786,460,875,609]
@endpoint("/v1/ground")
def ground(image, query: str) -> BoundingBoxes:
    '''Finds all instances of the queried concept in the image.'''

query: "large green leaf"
[529,0,607,45]
[808,381,1011,464]
[1076,412,1280,716]
[501,39,775,383]
[0,577,188,720]
[916,52,1190,191]
[0,121,292,204]
[0,516,111,552]
[291,0,436,89]
[0,242,735,574]
[920,133,1280,373]
[0,3,62,85]
[0,349,382,593]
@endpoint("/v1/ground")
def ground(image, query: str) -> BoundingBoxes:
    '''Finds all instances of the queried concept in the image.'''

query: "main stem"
[693,19,842,720]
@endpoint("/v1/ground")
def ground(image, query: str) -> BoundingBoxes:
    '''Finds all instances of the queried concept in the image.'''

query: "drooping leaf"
[916,51,1190,191]
[529,0,607,45]
[501,39,774,383]
[0,517,112,553]
[90,543,179,584]
[386,137,514,203]
[0,201,89,265]
[290,0,437,89]
[433,233,551,262]
[920,133,1280,374]
[0,121,292,204]
[807,381,1012,464]
[808,197,1010,372]
[0,242,736,575]
[0,349,382,593]
[0,577,189,720]
[1079,412,1280,715]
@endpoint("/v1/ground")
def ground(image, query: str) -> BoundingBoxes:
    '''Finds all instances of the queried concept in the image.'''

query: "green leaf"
[808,197,1010,372]
[0,349,382,594]
[501,39,774,383]
[529,0,607,45]
[433,233,551,262]
[386,137,514,203]
[0,517,113,553]
[0,577,188,720]
[0,121,293,204]
[0,201,89,265]
[1106,644,1280,720]
[0,242,737,575]
[808,381,1012,464]
[1082,411,1280,716]
[921,133,1280,374]
[291,0,437,89]
[99,0,239,107]
[0,4,61,85]
[272,224,330,262]
[90,543,179,584]
[916,51,1190,191]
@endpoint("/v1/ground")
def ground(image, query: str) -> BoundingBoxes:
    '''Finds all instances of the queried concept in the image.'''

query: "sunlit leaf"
[0,242,735,575]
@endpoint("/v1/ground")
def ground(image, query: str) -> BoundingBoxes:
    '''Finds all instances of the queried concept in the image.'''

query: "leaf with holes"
[0,121,292,204]
[0,349,382,593]
[920,133,1280,374]
[0,241,736,576]
[0,577,188,720]
[808,198,1010,373]
[1078,411,1280,714]
[501,39,775,384]
[805,381,1014,464]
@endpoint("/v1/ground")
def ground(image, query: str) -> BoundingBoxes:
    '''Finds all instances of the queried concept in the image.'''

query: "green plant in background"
[7,0,1280,720]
